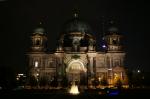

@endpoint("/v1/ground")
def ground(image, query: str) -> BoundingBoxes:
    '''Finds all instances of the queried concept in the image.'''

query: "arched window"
[112,39,117,45]
[114,60,120,67]
[36,40,40,45]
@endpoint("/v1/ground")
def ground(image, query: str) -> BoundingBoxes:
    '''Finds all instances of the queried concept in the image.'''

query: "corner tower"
[104,25,128,86]
[27,24,48,86]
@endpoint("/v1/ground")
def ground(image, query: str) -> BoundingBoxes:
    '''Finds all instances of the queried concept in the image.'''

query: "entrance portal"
[66,60,87,83]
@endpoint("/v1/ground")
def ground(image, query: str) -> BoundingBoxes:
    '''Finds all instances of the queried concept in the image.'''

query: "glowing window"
[35,61,38,67]
[114,73,119,80]
[36,73,39,76]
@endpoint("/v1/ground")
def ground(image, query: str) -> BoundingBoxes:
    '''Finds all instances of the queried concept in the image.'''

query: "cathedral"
[27,14,128,88]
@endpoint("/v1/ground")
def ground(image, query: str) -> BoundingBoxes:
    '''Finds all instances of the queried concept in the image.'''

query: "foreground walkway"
[0,88,150,98]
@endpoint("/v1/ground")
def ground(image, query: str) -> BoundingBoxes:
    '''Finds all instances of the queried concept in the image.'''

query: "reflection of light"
[108,90,119,96]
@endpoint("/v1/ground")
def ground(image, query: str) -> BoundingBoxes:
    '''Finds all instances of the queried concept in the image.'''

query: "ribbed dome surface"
[63,18,92,34]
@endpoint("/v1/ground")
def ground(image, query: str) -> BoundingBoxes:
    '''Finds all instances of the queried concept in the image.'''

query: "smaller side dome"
[108,26,119,33]
[107,20,119,34]
[33,22,45,34]
[34,27,45,34]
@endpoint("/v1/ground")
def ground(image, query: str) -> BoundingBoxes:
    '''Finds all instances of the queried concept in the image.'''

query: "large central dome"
[63,16,92,34]
[59,14,95,48]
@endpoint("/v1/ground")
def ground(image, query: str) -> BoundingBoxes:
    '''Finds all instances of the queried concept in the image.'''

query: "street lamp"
[36,73,39,88]
[137,70,140,73]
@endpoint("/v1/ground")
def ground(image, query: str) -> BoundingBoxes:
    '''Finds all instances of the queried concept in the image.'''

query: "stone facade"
[27,16,128,88]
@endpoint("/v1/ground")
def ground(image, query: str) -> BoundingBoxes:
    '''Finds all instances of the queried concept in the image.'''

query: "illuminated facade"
[27,15,128,88]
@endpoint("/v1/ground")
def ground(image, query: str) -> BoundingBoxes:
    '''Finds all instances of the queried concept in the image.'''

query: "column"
[93,57,96,77]
[108,57,113,85]
[89,57,94,77]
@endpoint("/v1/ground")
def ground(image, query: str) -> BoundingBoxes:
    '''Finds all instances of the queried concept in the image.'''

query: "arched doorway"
[66,60,87,84]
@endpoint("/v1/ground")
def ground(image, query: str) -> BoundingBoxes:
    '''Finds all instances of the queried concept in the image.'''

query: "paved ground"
[0,88,150,98]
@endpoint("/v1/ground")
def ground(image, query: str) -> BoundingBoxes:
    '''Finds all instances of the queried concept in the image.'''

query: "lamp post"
[36,73,39,88]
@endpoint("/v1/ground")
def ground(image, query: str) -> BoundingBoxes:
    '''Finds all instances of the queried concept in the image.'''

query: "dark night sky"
[0,0,150,73]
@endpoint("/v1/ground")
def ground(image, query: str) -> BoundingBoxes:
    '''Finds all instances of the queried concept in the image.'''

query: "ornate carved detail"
[71,54,80,59]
